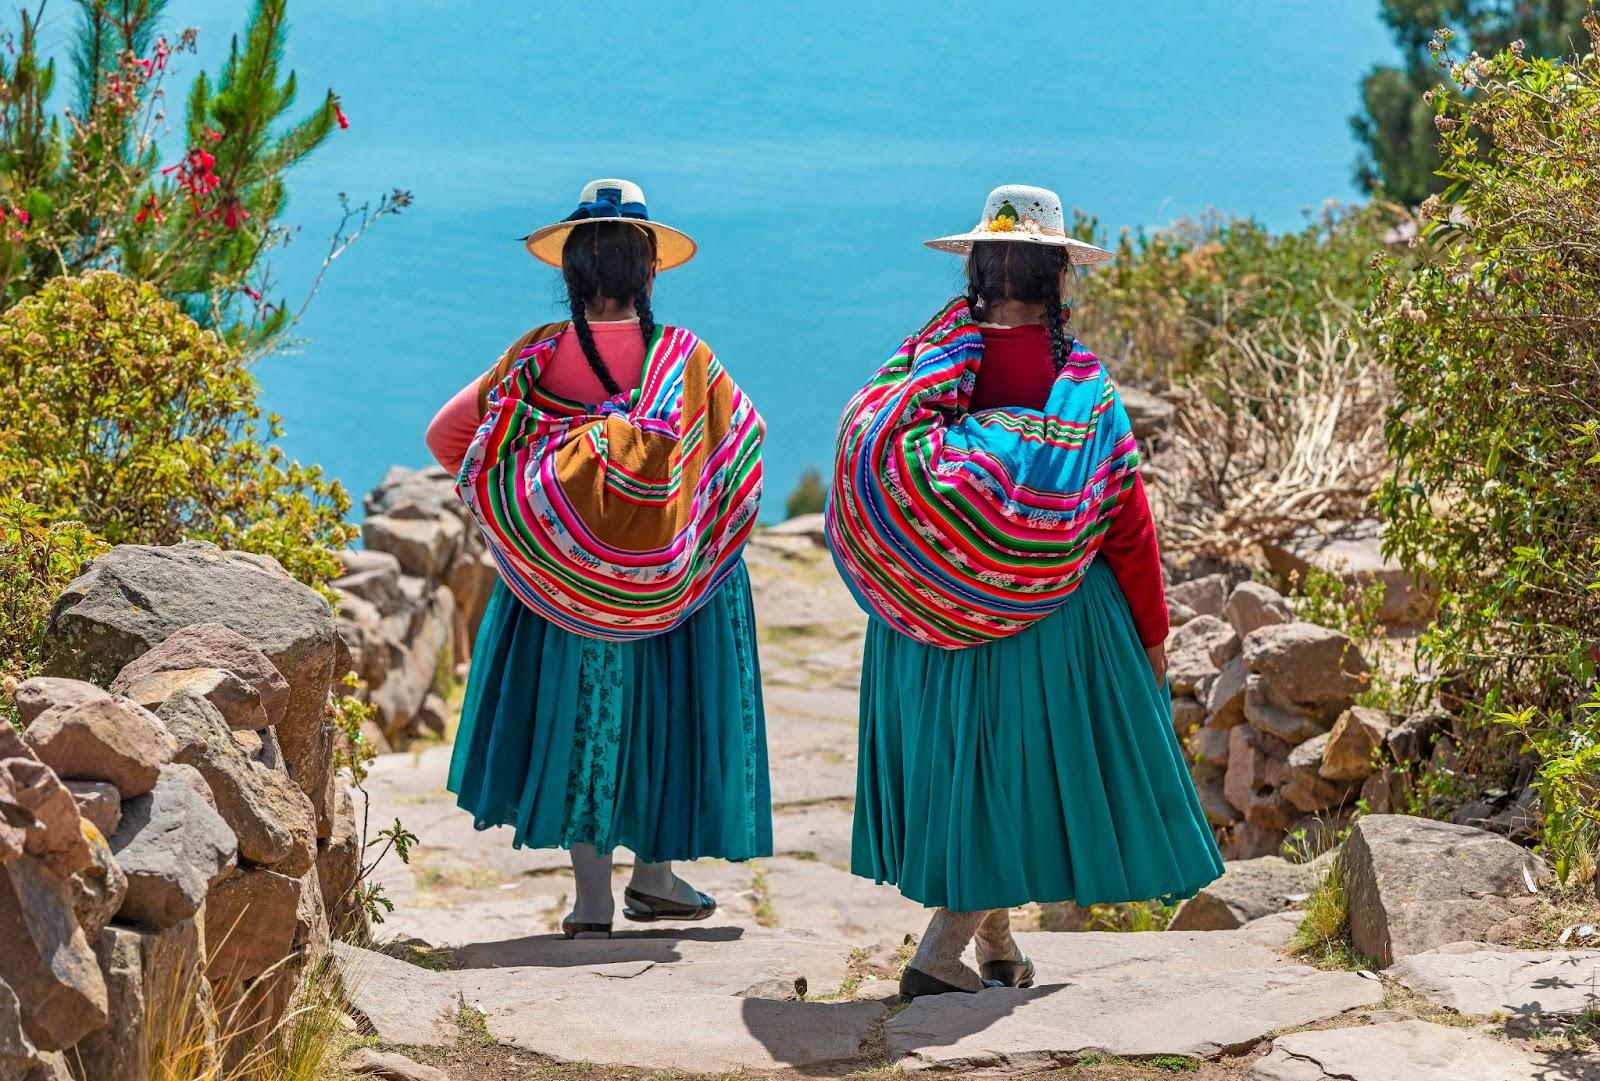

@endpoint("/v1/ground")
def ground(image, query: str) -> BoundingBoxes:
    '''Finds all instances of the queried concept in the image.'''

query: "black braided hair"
[561,221,659,398]
[966,240,1073,371]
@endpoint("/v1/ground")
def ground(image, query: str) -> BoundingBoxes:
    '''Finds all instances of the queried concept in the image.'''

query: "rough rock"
[1172,695,1205,737]
[1204,655,1247,728]
[345,1047,451,1081]
[1283,734,1356,813]
[1250,1019,1590,1081]
[0,855,109,1050]
[2,757,93,878]
[11,677,108,727]
[109,763,237,928]
[1225,581,1294,637]
[1386,708,1449,764]
[1192,725,1231,770]
[416,693,449,738]
[447,548,497,642]
[101,622,291,729]
[0,979,37,1080]
[157,690,314,874]
[24,1050,72,1080]
[205,867,302,981]
[1390,948,1600,1018]
[1358,767,1410,815]
[1343,814,1547,967]
[362,512,464,580]
[22,696,174,799]
[1262,520,1437,625]
[371,588,454,738]
[70,925,145,1081]
[1320,706,1391,782]
[1169,856,1322,931]
[70,824,127,937]
[1246,678,1332,745]
[318,786,365,940]
[332,550,405,612]
[1167,598,1197,628]
[64,781,120,838]
[1196,773,1240,826]
[1219,820,1290,861]
[887,967,1381,1071]
[1243,622,1369,719]
[113,666,270,731]
[1168,615,1241,696]
[1224,725,1295,829]
[42,544,338,837]
[1120,386,1176,440]
[1168,574,1229,620]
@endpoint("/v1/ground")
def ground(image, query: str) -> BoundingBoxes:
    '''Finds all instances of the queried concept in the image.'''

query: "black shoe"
[560,920,613,940]
[978,956,1035,988]
[621,886,717,923]
[898,966,1004,1002]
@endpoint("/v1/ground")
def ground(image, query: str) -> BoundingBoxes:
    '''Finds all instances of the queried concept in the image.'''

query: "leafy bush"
[784,467,827,520]
[0,271,354,590]
[1070,203,1393,385]
[0,499,106,709]
[1370,20,1600,881]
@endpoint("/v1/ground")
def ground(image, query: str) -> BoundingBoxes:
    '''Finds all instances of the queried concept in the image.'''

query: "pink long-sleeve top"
[973,324,1169,648]
[426,319,648,475]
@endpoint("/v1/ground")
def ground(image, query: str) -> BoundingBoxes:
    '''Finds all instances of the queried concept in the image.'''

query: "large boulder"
[0,855,109,1051]
[1319,707,1391,782]
[1262,520,1437,625]
[361,512,464,581]
[1342,814,1547,967]
[1168,856,1323,931]
[109,763,237,928]
[1281,734,1355,814]
[68,926,145,1081]
[1,757,92,879]
[21,696,174,800]
[11,677,107,728]
[110,623,291,729]
[42,543,339,836]
[1223,581,1293,637]
[1203,655,1246,728]
[1243,622,1369,721]
[204,867,302,982]
[1167,615,1241,697]
[113,667,270,731]
[156,690,316,875]
[1166,574,1229,621]
[370,588,454,738]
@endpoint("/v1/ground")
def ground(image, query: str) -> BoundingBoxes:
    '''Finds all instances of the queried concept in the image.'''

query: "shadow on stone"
[447,924,745,969]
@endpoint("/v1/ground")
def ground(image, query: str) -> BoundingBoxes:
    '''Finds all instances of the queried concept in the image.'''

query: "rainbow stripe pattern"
[825,298,1138,649]
[458,323,763,640]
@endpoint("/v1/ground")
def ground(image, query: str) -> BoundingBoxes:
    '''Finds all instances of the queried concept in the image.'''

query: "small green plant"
[454,1003,493,1049]
[1291,854,1375,972]
[784,466,827,520]
[331,673,377,784]
[751,861,778,928]
[0,498,106,717]
[1085,900,1174,933]
[1288,565,1385,654]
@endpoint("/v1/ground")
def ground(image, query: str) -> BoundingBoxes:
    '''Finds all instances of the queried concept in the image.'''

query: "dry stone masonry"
[1,539,356,1080]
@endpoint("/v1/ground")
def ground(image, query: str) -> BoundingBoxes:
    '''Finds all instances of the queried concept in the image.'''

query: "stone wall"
[334,465,497,752]
[1,540,360,1080]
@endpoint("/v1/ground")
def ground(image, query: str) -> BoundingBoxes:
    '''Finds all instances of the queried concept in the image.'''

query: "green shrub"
[1370,20,1600,882]
[1070,202,1394,384]
[0,271,354,592]
[784,466,827,520]
[0,498,106,706]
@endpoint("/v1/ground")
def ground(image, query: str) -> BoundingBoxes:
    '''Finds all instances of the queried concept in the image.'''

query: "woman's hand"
[1145,643,1168,687]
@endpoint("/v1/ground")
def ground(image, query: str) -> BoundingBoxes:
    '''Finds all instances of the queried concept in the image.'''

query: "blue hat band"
[563,186,649,223]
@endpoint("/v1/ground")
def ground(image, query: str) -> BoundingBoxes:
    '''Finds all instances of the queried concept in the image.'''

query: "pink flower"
[335,104,350,130]
[243,285,262,302]
[15,209,28,226]
[204,127,222,142]
[220,203,250,230]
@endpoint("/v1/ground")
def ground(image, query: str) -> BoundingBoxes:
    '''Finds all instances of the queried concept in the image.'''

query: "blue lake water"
[141,1,1397,515]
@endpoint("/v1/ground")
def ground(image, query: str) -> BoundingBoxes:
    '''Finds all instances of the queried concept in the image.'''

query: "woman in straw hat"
[828,184,1222,998]
[427,179,770,938]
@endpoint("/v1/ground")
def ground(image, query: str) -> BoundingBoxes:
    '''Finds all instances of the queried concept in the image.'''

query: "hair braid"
[634,285,656,352]
[568,281,623,398]
[1042,251,1072,373]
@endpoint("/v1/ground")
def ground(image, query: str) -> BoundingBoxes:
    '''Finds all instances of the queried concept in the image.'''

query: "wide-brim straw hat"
[925,184,1113,265]
[523,178,697,270]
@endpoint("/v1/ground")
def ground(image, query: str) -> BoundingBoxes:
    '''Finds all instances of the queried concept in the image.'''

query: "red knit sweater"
[973,324,1169,648]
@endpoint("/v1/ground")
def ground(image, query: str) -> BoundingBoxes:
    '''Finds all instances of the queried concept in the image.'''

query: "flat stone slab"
[335,939,880,1071]
[991,922,1297,979]
[763,856,928,942]
[1389,948,1600,1019]
[886,967,1382,1071]
[771,804,856,867]
[1250,1019,1600,1080]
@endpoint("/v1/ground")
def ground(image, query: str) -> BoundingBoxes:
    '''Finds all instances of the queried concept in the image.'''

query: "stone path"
[337,526,1600,1079]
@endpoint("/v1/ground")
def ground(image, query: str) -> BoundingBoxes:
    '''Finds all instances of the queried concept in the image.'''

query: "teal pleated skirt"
[448,563,772,863]
[852,559,1224,911]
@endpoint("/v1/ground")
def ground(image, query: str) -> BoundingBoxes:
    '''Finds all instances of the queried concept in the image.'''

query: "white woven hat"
[925,184,1113,265]
[523,178,697,271]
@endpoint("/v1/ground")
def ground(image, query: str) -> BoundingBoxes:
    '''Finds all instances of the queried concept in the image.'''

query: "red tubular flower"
[220,203,250,230]
[15,209,28,226]
[335,104,350,130]
[243,285,262,302]
[204,127,223,142]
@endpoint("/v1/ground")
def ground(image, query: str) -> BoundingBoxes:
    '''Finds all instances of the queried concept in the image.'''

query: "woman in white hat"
[426,179,771,938]
[828,185,1222,998]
